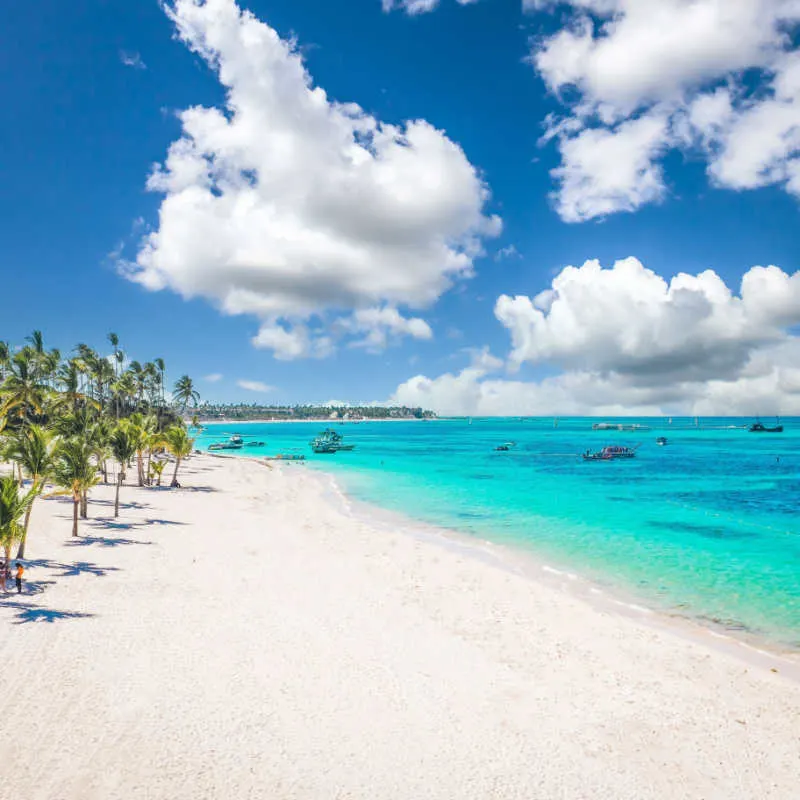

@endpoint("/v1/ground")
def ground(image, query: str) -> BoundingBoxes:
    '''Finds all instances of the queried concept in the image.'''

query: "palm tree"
[149,459,166,487]
[111,372,136,417]
[1,350,49,423]
[108,332,120,374]
[172,375,199,411]
[0,341,10,381]
[154,358,166,408]
[109,423,138,517]
[0,475,35,592]
[125,412,156,486]
[52,439,99,537]
[1,424,57,558]
[164,425,195,487]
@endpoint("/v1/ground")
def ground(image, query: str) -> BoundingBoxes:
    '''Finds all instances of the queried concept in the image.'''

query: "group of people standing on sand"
[0,559,24,594]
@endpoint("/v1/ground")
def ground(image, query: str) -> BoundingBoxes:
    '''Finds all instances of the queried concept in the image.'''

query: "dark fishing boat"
[310,428,355,454]
[208,441,244,451]
[583,445,638,461]
[656,437,667,446]
[749,418,783,433]
[495,441,516,451]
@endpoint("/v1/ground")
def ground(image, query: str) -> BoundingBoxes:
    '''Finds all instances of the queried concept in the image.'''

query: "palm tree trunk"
[137,451,144,487]
[80,490,88,519]
[16,497,36,560]
[171,457,181,487]
[114,472,123,517]
[2,546,10,593]
[72,495,79,537]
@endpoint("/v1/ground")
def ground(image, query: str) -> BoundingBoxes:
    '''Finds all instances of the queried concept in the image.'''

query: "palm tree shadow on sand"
[0,599,95,624]
[23,558,121,578]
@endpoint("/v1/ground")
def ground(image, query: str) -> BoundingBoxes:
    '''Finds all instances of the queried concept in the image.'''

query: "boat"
[265,454,305,461]
[310,428,355,454]
[591,422,650,432]
[495,441,516,451]
[208,441,244,451]
[656,437,667,446]
[583,445,638,461]
[749,418,783,433]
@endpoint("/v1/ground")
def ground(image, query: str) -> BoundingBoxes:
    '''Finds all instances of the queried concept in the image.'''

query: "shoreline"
[214,450,800,670]
[308,463,800,680]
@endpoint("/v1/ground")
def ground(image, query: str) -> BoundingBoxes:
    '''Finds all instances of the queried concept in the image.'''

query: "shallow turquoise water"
[195,418,800,647]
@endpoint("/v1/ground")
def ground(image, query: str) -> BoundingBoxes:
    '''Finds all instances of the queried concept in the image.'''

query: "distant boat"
[208,434,247,451]
[656,436,667,446]
[749,417,783,433]
[209,441,244,451]
[583,445,638,461]
[310,428,355,454]
[495,441,516,452]
[592,422,651,432]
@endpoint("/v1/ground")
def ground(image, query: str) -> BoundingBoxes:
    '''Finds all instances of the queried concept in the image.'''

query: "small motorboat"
[583,445,638,461]
[495,441,517,451]
[656,437,667,446]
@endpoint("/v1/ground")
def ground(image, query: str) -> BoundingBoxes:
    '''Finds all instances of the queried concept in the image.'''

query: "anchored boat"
[583,445,638,461]
[592,422,651,432]
[749,418,783,433]
[310,429,355,454]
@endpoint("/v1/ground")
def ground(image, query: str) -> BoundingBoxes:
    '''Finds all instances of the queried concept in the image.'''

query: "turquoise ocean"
[194,418,800,648]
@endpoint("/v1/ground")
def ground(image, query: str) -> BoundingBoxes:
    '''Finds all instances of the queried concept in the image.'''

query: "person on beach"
[15,562,24,594]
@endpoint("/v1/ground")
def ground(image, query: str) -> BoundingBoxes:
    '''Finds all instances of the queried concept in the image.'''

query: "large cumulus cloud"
[126,0,500,358]
[392,257,800,415]
[531,0,800,221]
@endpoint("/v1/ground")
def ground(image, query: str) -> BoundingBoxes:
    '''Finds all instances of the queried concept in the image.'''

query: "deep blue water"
[194,417,800,647]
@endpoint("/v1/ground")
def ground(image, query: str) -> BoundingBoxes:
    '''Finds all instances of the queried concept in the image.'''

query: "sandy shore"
[1,454,799,799]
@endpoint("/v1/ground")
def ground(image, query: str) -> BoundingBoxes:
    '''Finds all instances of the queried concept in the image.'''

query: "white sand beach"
[1,454,799,799]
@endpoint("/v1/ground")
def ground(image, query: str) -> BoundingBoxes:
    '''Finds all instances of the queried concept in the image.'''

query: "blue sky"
[2,0,799,414]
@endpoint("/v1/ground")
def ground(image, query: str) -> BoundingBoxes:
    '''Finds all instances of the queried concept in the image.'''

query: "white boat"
[592,422,651,432]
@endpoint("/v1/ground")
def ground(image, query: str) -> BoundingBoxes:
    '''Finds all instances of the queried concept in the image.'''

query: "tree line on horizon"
[0,331,202,585]
[195,402,436,421]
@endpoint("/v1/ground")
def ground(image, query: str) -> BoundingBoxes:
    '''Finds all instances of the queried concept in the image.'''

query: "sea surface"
[194,418,800,648]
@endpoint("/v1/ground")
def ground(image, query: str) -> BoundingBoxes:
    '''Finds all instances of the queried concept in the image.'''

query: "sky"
[2,0,800,415]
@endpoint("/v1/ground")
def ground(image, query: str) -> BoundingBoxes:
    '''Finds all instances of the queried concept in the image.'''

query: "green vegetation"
[0,331,197,554]
[194,403,436,421]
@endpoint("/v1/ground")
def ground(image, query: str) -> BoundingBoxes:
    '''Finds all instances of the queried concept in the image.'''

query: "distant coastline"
[194,416,437,425]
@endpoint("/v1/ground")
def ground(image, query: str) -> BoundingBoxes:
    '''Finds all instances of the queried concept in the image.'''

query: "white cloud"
[126,0,499,358]
[120,51,147,70]
[550,112,671,222]
[204,373,223,382]
[237,379,274,393]
[251,323,334,361]
[532,0,800,219]
[382,0,480,14]
[337,306,433,351]
[392,256,800,415]
[495,244,522,261]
